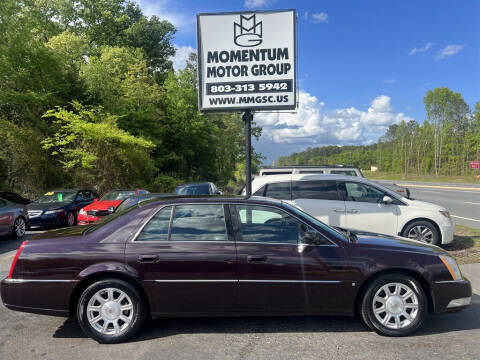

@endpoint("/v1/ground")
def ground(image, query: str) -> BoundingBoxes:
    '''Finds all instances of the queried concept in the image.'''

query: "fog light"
[447,297,471,308]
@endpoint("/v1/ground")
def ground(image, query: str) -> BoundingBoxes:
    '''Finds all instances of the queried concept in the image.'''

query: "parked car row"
[0,182,221,238]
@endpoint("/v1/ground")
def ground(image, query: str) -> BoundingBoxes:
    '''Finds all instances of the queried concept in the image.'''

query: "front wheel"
[12,217,26,238]
[402,220,440,245]
[360,274,427,336]
[66,211,76,227]
[77,279,145,343]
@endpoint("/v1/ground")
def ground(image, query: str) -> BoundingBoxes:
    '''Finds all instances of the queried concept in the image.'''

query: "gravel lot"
[0,232,479,360]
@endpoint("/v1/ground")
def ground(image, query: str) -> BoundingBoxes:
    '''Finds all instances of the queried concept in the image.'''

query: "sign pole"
[243,110,253,197]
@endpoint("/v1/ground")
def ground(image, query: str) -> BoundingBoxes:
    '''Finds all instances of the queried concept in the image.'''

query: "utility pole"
[243,110,253,197]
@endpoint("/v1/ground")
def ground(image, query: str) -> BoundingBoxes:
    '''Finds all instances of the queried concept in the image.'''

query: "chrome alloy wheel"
[407,225,433,243]
[67,212,75,226]
[14,218,26,237]
[372,282,419,329]
[87,288,134,335]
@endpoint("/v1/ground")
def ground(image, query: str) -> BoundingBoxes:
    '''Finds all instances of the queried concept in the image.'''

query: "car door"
[125,203,238,315]
[231,204,354,314]
[339,181,400,236]
[290,179,347,228]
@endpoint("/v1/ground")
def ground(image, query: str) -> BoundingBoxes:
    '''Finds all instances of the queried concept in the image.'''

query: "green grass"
[364,171,480,184]
[444,225,480,264]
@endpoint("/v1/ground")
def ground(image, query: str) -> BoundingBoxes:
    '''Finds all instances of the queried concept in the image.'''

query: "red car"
[77,189,149,225]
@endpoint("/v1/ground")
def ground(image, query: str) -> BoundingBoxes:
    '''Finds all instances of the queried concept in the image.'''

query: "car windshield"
[101,190,136,201]
[282,202,348,242]
[35,191,76,203]
[174,184,210,195]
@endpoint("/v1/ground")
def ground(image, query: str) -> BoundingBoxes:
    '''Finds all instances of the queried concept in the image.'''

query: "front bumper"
[440,221,455,245]
[77,213,101,225]
[432,278,472,313]
[28,213,65,227]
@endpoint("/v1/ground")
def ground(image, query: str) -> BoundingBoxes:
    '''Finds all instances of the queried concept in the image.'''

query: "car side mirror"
[382,195,393,204]
[303,229,320,245]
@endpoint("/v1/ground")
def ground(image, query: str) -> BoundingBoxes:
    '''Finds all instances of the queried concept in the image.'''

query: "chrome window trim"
[131,201,340,246]
[232,202,339,247]
[132,203,230,243]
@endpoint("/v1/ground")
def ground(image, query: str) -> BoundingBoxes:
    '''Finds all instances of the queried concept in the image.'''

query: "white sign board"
[197,10,297,112]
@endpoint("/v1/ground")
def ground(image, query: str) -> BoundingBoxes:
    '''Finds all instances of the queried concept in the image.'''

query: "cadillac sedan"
[1,196,471,343]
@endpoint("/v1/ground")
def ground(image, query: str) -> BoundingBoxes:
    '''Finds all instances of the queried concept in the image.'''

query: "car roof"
[139,195,282,207]
[260,165,358,169]
[176,182,213,186]
[253,173,365,182]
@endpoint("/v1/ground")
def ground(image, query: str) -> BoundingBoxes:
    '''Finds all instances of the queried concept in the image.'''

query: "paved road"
[0,232,479,360]
[378,180,480,229]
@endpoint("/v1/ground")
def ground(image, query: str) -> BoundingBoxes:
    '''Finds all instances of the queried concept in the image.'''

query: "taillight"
[8,240,28,279]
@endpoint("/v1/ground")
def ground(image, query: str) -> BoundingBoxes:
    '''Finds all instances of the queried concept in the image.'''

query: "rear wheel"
[402,220,439,245]
[11,217,26,238]
[77,279,145,343]
[360,274,427,336]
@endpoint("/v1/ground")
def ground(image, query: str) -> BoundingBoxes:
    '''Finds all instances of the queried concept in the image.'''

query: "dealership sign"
[470,161,480,169]
[197,10,297,111]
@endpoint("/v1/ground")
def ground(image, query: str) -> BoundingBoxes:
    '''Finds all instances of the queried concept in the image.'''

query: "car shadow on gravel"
[52,294,480,342]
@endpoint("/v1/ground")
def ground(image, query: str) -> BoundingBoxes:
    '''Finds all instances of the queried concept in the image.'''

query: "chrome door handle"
[247,255,268,263]
[347,210,359,214]
[334,209,345,213]
[138,255,159,263]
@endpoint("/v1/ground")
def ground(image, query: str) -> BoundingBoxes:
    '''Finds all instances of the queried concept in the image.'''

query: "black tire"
[66,211,76,227]
[11,217,26,238]
[402,220,440,245]
[77,279,145,344]
[360,274,427,337]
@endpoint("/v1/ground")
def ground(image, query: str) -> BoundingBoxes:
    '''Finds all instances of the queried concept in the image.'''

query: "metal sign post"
[243,110,253,196]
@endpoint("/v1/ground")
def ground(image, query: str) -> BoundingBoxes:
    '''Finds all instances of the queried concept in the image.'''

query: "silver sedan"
[0,198,28,238]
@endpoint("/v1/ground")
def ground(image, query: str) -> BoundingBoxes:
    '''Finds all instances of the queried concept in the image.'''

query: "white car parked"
[246,174,454,245]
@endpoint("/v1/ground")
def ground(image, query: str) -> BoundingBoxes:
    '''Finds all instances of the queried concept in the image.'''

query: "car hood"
[82,200,122,211]
[351,229,447,256]
[27,202,69,211]
[404,198,447,212]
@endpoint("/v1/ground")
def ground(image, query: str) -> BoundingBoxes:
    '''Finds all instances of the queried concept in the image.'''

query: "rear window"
[260,171,292,176]
[264,182,291,200]
[292,181,340,201]
[174,184,211,195]
[298,170,324,174]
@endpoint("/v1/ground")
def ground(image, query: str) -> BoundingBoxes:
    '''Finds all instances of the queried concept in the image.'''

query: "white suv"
[247,174,454,245]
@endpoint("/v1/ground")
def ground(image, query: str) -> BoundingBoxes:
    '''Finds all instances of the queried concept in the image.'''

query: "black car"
[115,193,170,213]
[174,182,222,195]
[27,189,99,228]
[0,191,30,205]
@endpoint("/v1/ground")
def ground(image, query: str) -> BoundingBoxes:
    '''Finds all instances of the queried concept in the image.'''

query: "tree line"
[0,0,262,197]
[277,88,480,178]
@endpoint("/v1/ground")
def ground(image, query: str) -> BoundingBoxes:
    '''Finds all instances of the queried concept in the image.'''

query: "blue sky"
[138,0,480,164]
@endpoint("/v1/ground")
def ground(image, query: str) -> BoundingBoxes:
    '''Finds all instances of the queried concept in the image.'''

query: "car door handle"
[138,255,159,263]
[347,209,359,214]
[334,209,345,213]
[247,255,268,263]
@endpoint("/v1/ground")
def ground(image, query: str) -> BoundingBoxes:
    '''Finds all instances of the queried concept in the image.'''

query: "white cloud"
[137,0,193,31]
[408,42,434,56]
[170,45,195,71]
[436,44,465,60]
[311,12,329,23]
[244,0,277,9]
[382,78,396,84]
[254,91,412,146]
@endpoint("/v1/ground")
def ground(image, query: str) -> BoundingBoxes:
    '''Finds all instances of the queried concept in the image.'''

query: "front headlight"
[439,255,462,280]
[79,208,86,215]
[44,209,64,215]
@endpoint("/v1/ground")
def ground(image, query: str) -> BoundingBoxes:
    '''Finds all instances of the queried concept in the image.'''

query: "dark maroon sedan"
[1,196,471,343]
